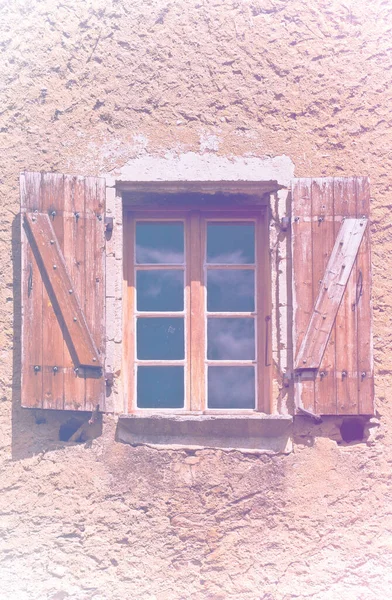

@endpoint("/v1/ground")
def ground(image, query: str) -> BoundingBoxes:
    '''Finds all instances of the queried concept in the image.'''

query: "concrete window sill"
[117,413,293,454]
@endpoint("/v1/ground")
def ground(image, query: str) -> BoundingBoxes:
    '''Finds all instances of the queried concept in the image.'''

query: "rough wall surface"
[1,1,392,599]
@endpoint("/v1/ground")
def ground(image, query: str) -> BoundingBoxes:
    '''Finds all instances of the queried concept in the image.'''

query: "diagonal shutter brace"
[294,217,367,371]
[24,211,102,369]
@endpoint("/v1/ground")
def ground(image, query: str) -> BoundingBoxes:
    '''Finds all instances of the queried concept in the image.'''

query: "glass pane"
[207,270,255,312]
[207,222,255,264]
[137,366,184,408]
[137,318,184,360]
[136,222,184,264]
[207,318,255,360]
[136,270,184,312]
[208,366,255,409]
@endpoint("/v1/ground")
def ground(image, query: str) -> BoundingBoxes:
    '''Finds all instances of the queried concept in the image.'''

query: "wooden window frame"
[123,204,271,415]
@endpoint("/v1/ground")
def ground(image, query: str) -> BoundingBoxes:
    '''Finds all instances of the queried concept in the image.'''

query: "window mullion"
[189,211,205,411]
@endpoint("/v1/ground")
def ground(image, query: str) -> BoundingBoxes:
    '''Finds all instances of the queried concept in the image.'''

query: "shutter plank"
[334,178,359,414]
[356,177,374,414]
[292,178,315,410]
[24,212,101,368]
[63,176,86,409]
[84,178,106,411]
[295,217,367,370]
[21,172,43,408]
[311,179,337,415]
[41,173,65,409]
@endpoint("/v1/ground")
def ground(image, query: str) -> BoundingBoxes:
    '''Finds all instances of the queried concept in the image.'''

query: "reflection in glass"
[208,366,255,409]
[137,366,184,408]
[207,318,255,360]
[136,270,184,312]
[136,222,184,264]
[137,318,184,360]
[207,270,255,312]
[207,223,255,264]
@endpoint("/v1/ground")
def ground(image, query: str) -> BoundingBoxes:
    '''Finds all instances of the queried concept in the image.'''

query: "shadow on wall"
[11,214,102,461]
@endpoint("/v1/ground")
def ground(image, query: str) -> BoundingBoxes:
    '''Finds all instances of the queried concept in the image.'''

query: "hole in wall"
[340,418,365,443]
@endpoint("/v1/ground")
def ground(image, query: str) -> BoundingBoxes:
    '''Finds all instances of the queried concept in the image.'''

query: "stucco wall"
[1,1,392,599]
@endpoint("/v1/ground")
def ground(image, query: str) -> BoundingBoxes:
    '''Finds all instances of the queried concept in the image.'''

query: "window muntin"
[124,208,269,414]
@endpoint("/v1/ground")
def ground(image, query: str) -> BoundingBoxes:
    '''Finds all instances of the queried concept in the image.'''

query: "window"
[123,204,271,414]
[20,172,373,421]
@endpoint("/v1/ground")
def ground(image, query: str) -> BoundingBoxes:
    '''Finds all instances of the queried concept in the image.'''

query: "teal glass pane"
[208,366,255,409]
[207,222,255,264]
[137,318,184,360]
[207,318,255,360]
[207,270,255,312]
[136,222,184,264]
[136,270,184,312]
[137,366,184,408]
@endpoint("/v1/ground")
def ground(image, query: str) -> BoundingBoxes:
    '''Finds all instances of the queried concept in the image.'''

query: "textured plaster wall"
[1,1,392,599]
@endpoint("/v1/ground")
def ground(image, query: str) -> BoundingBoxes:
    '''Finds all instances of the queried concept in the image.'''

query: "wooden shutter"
[292,177,374,416]
[21,172,106,411]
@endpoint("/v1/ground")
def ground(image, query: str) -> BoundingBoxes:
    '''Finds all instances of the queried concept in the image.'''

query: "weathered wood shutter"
[21,172,106,411]
[292,177,374,416]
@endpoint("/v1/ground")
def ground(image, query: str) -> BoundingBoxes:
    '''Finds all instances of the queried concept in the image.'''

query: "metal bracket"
[281,216,290,232]
[105,372,114,387]
[105,217,114,233]
[282,371,292,388]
